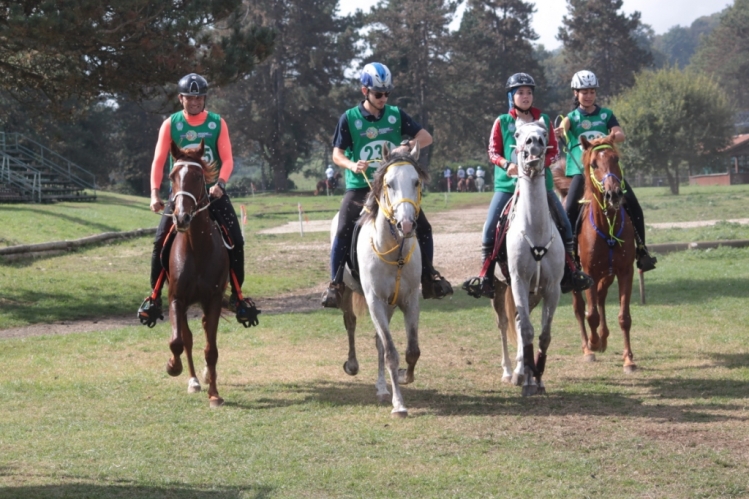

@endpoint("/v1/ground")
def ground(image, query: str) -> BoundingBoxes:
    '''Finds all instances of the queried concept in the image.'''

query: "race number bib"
[184,143,216,165]
[358,140,396,169]
[580,131,605,142]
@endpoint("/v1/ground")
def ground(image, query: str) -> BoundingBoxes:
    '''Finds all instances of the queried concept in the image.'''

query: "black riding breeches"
[622,185,646,245]
[149,193,245,292]
[564,174,586,234]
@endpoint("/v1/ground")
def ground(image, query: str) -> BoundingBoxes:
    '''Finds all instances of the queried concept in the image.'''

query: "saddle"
[481,193,518,285]
[159,211,235,273]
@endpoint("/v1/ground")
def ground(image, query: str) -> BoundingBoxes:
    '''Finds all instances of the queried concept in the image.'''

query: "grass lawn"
[0,247,747,497]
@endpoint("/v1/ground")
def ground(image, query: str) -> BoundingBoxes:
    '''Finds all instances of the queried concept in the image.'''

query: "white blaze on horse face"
[175,165,191,217]
[386,165,419,236]
[515,122,548,176]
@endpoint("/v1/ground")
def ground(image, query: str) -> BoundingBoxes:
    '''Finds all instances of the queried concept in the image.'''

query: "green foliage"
[611,67,733,194]
[653,13,722,68]
[0,0,275,115]
[558,0,653,98]
[214,0,361,192]
[691,0,749,109]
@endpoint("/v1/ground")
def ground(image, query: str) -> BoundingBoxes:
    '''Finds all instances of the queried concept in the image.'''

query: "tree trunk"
[665,160,680,195]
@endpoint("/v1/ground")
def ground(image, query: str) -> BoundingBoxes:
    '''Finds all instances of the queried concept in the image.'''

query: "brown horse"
[573,134,637,373]
[165,140,230,407]
[314,172,342,196]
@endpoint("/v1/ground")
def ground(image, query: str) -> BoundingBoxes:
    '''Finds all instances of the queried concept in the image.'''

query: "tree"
[654,12,722,68]
[365,0,457,169]
[214,0,360,191]
[610,67,734,195]
[557,0,653,98]
[691,0,749,109]
[446,0,544,161]
[0,0,274,114]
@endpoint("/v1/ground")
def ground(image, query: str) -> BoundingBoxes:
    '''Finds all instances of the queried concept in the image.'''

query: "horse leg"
[202,296,224,408]
[535,287,560,395]
[618,271,636,373]
[586,285,602,353]
[491,281,513,383]
[341,289,359,376]
[183,311,201,394]
[596,278,613,353]
[375,334,390,404]
[511,283,537,397]
[167,298,187,377]
[572,290,595,362]
[398,293,420,385]
[369,299,407,417]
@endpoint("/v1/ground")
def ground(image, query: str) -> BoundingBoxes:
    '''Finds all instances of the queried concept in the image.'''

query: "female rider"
[554,70,657,271]
[462,73,593,299]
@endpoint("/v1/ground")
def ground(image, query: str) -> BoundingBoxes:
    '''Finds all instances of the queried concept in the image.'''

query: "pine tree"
[557,0,653,98]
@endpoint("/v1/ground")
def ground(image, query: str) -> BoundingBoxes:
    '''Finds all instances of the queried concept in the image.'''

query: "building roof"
[723,134,749,154]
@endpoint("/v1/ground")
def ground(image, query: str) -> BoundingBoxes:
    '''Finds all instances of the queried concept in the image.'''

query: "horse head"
[581,134,623,209]
[362,141,428,238]
[169,140,218,232]
[514,119,549,178]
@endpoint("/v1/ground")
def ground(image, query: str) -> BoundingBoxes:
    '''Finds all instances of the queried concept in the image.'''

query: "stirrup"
[422,272,453,300]
[138,296,163,328]
[232,296,261,328]
[321,282,344,309]
[637,248,657,272]
[461,276,494,299]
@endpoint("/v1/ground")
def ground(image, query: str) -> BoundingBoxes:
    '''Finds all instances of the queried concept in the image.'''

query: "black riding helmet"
[178,73,208,96]
[506,73,536,90]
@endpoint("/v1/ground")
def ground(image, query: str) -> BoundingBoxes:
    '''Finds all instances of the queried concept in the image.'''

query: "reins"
[364,159,422,306]
[163,160,215,220]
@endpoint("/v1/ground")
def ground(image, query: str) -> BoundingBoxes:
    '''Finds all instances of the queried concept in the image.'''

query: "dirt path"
[5,209,746,339]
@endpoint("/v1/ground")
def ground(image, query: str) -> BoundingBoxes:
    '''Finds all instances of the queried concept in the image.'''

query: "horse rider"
[137,73,258,326]
[325,163,337,190]
[554,70,657,272]
[457,165,466,181]
[466,165,476,179]
[462,72,593,299]
[476,165,485,180]
[322,62,453,307]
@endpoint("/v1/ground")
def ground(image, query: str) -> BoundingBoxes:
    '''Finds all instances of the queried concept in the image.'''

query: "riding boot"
[421,258,453,300]
[227,264,261,327]
[138,268,167,328]
[560,241,594,294]
[636,244,658,272]
[461,243,496,299]
[321,263,346,308]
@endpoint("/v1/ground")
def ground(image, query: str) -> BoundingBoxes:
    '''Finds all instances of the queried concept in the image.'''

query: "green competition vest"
[564,106,613,176]
[344,104,402,189]
[493,113,554,193]
[170,111,222,187]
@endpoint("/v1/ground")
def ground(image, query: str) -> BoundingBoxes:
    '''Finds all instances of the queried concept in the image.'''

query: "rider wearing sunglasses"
[137,73,259,328]
[322,62,453,308]
[462,72,593,299]
[554,70,657,272]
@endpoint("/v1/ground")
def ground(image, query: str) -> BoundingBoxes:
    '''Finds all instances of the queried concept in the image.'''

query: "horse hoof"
[583,354,596,363]
[535,386,546,396]
[623,364,637,374]
[201,366,210,385]
[376,393,391,404]
[501,375,512,384]
[209,397,224,408]
[166,359,182,377]
[397,369,414,385]
[391,409,408,419]
[511,373,525,386]
[522,385,538,397]
[187,377,201,394]
[343,361,359,376]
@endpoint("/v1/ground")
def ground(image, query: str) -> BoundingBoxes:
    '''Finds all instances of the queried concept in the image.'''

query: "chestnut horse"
[315,172,342,196]
[574,134,637,373]
[166,140,230,407]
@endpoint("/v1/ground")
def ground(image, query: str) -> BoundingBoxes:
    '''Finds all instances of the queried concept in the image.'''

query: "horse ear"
[170,140,181,160]
[197,139,205,158]
[536,118,547,130]
[410,141,420,161]
[382,142,391,162]
[580,135,591,150]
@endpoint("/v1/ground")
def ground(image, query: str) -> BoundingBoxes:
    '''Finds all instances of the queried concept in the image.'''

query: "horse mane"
[171,145,220,185]
[359,147,430,225]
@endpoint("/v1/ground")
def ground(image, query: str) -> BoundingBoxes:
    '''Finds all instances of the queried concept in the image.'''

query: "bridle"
[170,160,212,220]
[364,160,422,230]
[514,124,549,179]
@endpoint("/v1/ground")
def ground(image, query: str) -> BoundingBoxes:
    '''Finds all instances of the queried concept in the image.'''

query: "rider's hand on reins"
[351,160,369,174]
[506,163,518,177]
[150,190,165,213]
[209,183,225,199]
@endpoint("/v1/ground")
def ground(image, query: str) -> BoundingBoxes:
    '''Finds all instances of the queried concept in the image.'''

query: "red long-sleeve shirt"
[150,110,234,191]
[487,107,558,168]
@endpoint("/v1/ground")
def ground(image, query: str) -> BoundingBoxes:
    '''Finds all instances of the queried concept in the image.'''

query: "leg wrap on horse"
[535,350,547,380]
[523,344,537,379]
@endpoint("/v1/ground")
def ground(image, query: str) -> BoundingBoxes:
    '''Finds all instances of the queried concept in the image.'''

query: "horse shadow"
[642,277,749,305]
[709,352,749,369]
[223,377,745,423]
[0,481,272,499]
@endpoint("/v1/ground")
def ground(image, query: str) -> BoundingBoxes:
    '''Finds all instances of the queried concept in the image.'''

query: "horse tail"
[504,286,518,346]
[352,291,368,318]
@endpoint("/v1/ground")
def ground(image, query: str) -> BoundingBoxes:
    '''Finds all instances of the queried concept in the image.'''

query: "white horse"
[492,120,564,396]
[331,143,425,417]
[476,176,486,192]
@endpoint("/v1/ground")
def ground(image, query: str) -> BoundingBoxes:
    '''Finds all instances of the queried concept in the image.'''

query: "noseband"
[171,160,212,220]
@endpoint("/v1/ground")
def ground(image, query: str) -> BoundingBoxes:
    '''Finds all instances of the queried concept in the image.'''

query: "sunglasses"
[372,91,390,99]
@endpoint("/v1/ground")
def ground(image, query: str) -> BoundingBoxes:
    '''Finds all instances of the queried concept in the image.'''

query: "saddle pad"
[348,218,363,284]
